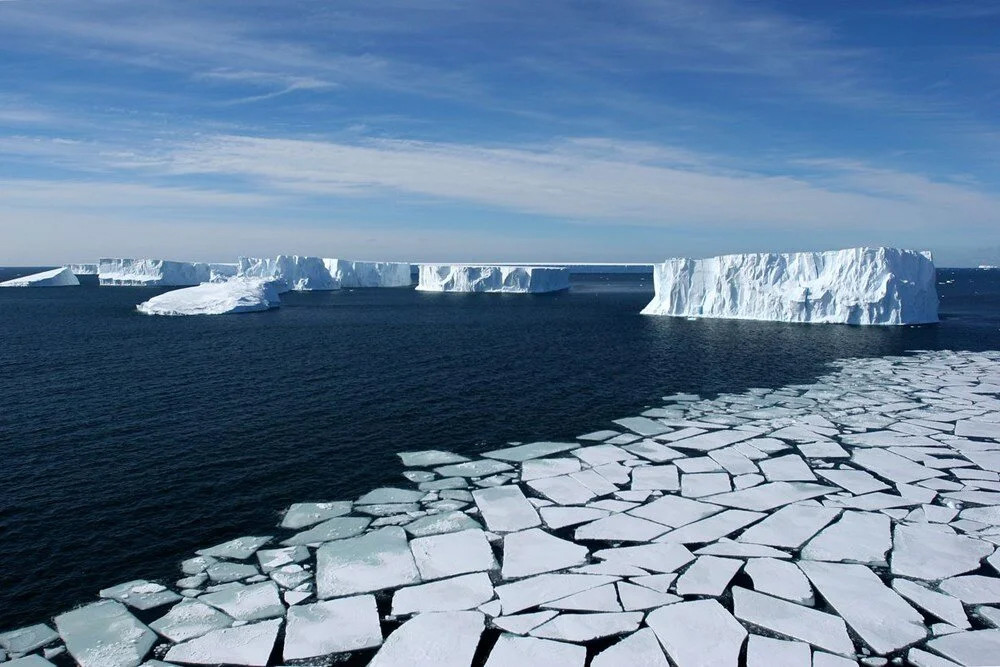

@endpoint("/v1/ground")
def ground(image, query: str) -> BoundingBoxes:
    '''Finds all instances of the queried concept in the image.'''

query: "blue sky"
[1,0,998,265]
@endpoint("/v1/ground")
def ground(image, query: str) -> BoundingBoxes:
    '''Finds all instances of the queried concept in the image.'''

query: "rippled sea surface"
[1,268,998,629]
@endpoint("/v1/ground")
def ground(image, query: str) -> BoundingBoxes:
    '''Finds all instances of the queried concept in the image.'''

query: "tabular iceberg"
[641,247,938,325]
[416,265,571,293]
[99,258,214,287]
[237,256,340,292]
[324,259,413,288]
[136,279,281,316]
[68,263,99,275]
[0,266,80,287]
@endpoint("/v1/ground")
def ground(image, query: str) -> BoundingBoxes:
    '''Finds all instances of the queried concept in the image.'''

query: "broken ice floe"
[7,349,1000,665]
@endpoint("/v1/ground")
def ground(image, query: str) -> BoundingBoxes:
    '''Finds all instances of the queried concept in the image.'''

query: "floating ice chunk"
[890,524,994,580]
[665,429,756,452]
[616,581,680,610]
[521,458,583,481]
[939,575,1000,604]
[744,557,813,604]
[732,587,854,655]
[316,527,420,598]
[281,502,352,529]
[324,259,412,288]
[492,610,558,635]
[199,581,283,621]
[484,442,579,462]
[570,469,618,495]
[136,279,280,316]
[746,635,811,667]
[656,509,765,543]
[892,579,969,629]
[0,624,58,653]
[647,599,747,667]
[502,528,587,578]
[701,481,835,511]
[925,630,1000,666]
[578,430,621,441]
[435,459,514,477]
[410,529,498,580]
[530,611,642,642]
[181,556,216,575]
[283,595,382,660]
[164,619,281,666]
[206,562,259,583]
[628,573,677,593]
[369,611,484,667]
[593,542,695,573]
[641,247,938,325]
[575,514,669,542]
[709,447,759,475]
[404,511,482,537]
[540,506,610,529]
[955,420,1000,439]
[572,444,636,466]
[674,556,743,596]
[527,474,596,504]
[484,634,586,667]
[737,503,840,548]
[99,580,181,610]
[54,600,156,667]
[473,487,541,532]
[696,540,791,558]
[496,574,618,614]
[358,487,426,504]
[392,572,495,615]
[798,560,926,654]
[622,440,685,462]
[800,510,891,565]
[543,583,621,611]
[815,469,890,495]
[416,265,570,293]
[197,536,271,560]
[149,600,232,643]
[627,494,722,527]
[813,653,859,667]
[681,472,731,497]
[851,449,944,484]
[281,516,371,546]
[6,656,56,666]
[0,267,79,287]
[759,454,817,482]
[256,546,309,572]
[398,450,470,466]
[614,417,670,437]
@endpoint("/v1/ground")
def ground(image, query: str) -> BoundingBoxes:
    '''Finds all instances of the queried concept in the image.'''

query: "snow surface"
[98,258,215,287]
[641,246,938,325]
[0,267,79,287]
[324,259,413,287]
[416,265,570,293]
[136,279,281,316]
[68,263,98,275]
[237,255,340,292]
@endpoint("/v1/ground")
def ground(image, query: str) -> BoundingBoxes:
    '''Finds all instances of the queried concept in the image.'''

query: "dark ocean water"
[0,268,998,630]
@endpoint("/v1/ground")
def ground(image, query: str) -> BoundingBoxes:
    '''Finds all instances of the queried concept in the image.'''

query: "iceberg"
[324,259,413,288]
[641,247,938,325]
[236,255,340,292]
[136,279,281,316]
[416,265,570,293]
[0,266,79,287]
[99,258,214,287]
[208,263,238,281]
[68,263,99,275]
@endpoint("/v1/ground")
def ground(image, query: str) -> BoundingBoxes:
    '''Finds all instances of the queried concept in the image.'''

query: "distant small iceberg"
[136,279,281,316]
[0,266,80,287]
[416,265,570,293]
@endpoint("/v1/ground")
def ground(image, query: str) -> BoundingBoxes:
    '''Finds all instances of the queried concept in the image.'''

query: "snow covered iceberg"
[641,247,938,325]
[416,265,570,293]
[136,279,281,316]
[99,258,215,287]
[0,266,80,287]
[68,263,99,275]
[324,259,412,288]
[237,255,340,292]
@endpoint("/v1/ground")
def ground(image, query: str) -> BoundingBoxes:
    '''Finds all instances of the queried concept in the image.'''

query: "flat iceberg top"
[68,263,99,275]
[136,279,281,316]
[0,266,80,287]
[99,258,215,287]
[416,264,570,293]
[642,246,938,325]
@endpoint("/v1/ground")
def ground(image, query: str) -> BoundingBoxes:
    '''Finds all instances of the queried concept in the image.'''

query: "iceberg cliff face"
[416,265,571,293]
[99,258,213,287]
[237,255,340,292]
[68,263,99,275]
[0,266,80,287]
[641,247,938,325]
[136,279,281,316]
[324,259,413,288]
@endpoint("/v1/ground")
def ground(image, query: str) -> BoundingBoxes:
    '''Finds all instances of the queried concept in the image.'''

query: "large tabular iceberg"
[99,258,214,287]
[237,255,340,292]
[641,247,938,325]
[324,259,413,288]
[68,263,99,275]
[0,266,80,287]
[416,265,571,293]
[136,279,281,316]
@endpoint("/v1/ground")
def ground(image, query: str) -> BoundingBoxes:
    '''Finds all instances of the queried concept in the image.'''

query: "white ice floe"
[889,523,994,580]
[800,511,892,565]
[616,582,680,610]
[0,267,79,287]
[369,611,484,667]
[575,514,670,542]
[198,582,284,622]
[164,619,280,666]
[283,595,382,660]
[54,600,156,667]
[485,634,586,667]
[136,278,281,316]
[700,481,834,511]
[627,494,722,527]
[926,629,1000,666]
[939,575,1000,604]
[732,587,854,655]
[486,441,580,462]
[98,258,215,287]
[656,509,765,543]
[473,486,541,532]
[496,574,618,614]
[391,572,495,615]
[543,583,620,612]
[416,265,570,293]
[410,529,498,580]
[149,600,232,643]
[281,516,371,546]
[744,557,813,604]
[324,259,412,288]
[746,635,812,667]
[237,255,340,291]
[674,555,743,596]
[593,542,695,573]
[530,611,642,642]
[502,528,588,578]
[280,502,353,529]
[892,579,969,630]
[316,527,420,597]
[737,502,840,548]
[647,599,747,667]
[0,624,59,653]
[641,247,938,325]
